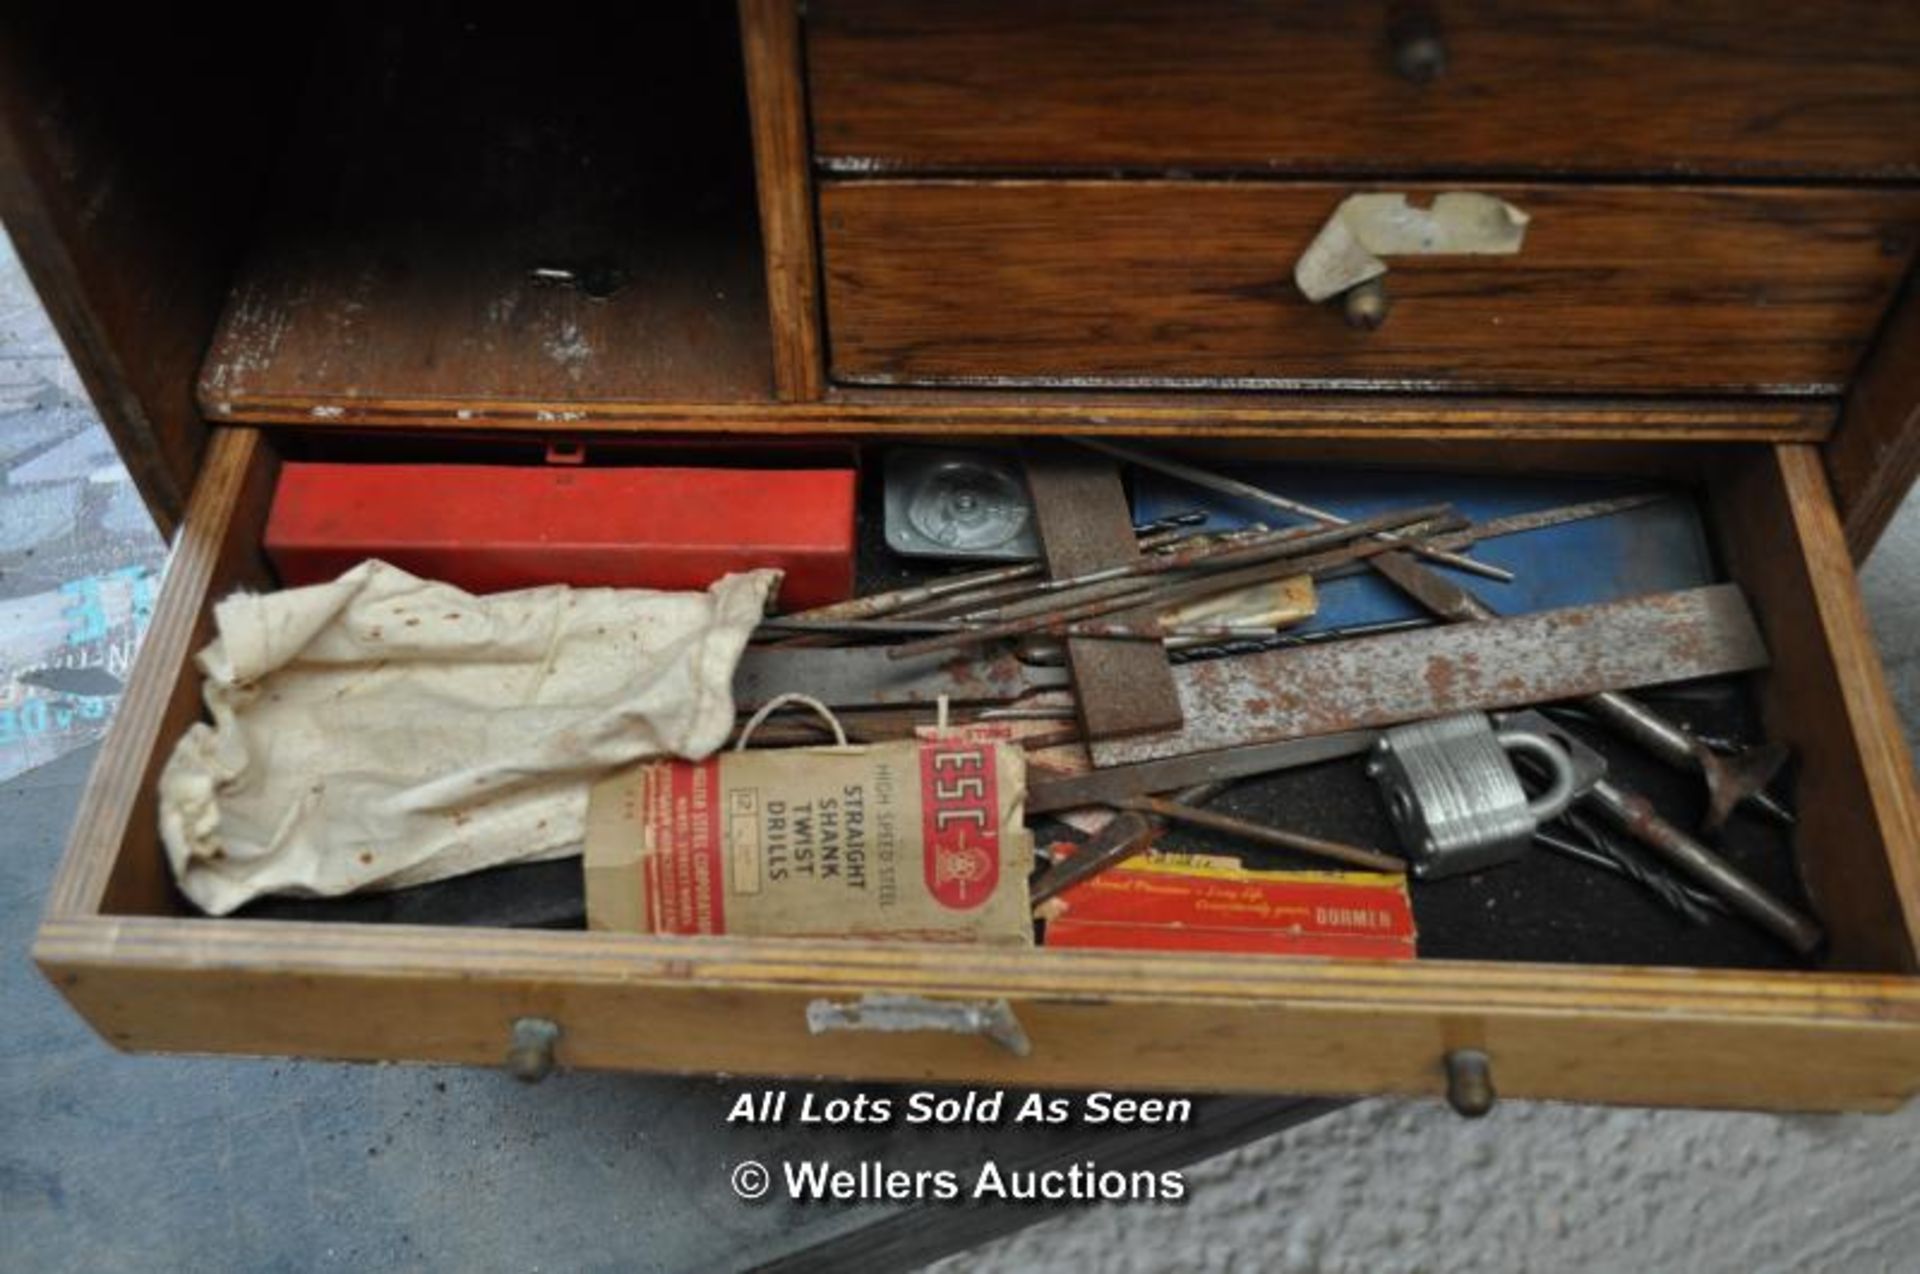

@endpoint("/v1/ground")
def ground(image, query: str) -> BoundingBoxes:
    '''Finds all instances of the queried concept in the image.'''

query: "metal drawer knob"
[1445,1049,1496,1118]
[1343,279,1392,330]
[506,1016,562,1083]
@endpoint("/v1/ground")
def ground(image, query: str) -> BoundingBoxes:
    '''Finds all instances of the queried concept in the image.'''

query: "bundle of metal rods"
[756,501,1467,656]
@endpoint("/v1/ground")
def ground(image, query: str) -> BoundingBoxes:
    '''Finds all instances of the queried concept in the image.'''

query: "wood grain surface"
[32,916,1920,1111]
[1711,447,1920,972]
[740,0,826,401]
[42,428,277,922]
[806,0,1920,179]
[199,390,1837,442]
[1022,444,1183,741]
[195,6,774,417]
[1826,281,1920,560]
[821,181,1920,395]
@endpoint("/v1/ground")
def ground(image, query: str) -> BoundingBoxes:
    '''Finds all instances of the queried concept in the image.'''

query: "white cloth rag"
[158,560,778,915]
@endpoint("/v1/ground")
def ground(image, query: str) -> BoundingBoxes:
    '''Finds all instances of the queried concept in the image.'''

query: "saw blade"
[734,646,1071,710]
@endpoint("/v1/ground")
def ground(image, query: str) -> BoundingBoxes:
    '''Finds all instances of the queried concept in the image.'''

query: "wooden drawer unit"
[6,1,1920,1113]
[809,0,1920,399]
[821,181,1920,393]
[806,0,1920,179]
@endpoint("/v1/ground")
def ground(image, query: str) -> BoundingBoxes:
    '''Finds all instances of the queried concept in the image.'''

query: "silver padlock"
[1368,712,1581,879]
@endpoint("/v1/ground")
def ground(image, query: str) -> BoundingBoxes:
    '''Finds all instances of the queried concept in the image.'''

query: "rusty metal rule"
[1088,584,1770,767]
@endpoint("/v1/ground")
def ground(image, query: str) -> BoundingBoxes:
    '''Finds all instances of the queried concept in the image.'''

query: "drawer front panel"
[806,0,1920,179]
[33,918,1920,1112]
[820,182,1920,395]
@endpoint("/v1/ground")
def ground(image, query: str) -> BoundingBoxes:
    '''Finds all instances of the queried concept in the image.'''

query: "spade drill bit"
[1576,694,1793,830]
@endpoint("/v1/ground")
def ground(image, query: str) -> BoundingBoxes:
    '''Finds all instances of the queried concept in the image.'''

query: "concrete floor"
[0,239,165,786]
[2,231,1917,1272]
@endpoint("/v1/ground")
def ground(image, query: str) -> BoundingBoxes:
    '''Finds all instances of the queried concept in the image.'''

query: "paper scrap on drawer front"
[157,560,778,915]
[1295,192,1531,302]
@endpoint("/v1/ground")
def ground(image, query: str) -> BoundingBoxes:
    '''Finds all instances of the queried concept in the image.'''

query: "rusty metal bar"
[1089,584,1770,766]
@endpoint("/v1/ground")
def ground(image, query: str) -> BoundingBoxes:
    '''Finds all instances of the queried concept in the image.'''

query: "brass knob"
[506,1017,562,1083]
[1444,1048,1496,1118]
[1343,279,1392,330]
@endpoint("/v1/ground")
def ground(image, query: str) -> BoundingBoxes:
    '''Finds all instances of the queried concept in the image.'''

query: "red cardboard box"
[265,461,858,607]
[1043,847,1416,959]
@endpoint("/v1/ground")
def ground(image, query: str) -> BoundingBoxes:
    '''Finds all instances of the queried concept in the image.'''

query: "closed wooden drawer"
[821,181,1920,394]
[32,425,1920,1112]
[807,0,1920,179]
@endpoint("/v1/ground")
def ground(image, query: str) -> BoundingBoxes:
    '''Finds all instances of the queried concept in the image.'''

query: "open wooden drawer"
[31,423,1920,1112]
[6,0,1918,1113]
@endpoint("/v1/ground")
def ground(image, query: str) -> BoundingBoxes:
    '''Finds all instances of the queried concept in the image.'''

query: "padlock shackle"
[1496,729,1579,824]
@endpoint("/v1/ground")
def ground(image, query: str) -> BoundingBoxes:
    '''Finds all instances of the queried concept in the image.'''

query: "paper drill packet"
[585,728,1034,945]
